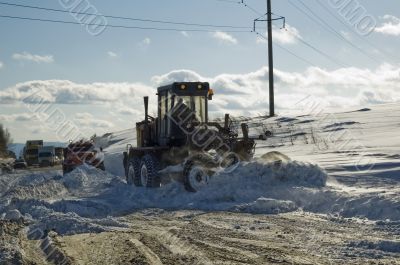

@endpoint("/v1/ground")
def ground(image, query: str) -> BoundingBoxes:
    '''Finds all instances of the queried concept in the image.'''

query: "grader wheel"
[183,153,217,192]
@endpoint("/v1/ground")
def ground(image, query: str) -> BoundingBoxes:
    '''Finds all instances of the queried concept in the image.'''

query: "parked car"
[13,158,28,169]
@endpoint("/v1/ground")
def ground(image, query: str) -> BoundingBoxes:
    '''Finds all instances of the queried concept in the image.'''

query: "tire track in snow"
[128,238,163,265]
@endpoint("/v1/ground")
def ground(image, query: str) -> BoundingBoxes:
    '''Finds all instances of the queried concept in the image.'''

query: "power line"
[255,31,316,67]
[0,1,250,30]
[237,0,348,68]
[244,2,316,67]
[293,35,349,67]
[215,0,240,3]
[252,8,346,66]
[0,14,251,33]
[240,0,264,16]
[297,0,381,63]
[219,0,264,17]
[288,0,380,64]
[314,0,399,62]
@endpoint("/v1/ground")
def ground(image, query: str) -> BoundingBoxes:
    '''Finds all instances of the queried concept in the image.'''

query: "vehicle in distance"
[13,158,28,169]
[24,140,43,166]
[55,147,64,163]
[63,140,105,175]
[38,146,56,167]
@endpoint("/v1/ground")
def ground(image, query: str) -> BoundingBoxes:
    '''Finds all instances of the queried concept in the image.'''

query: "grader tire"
[140,154,161,188]
[183,152,220,192]
[127,157,141,186]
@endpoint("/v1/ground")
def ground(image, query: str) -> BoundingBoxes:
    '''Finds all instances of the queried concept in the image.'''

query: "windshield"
[175,96,206,122]
[26,149,38,155]
[39,152,53,157]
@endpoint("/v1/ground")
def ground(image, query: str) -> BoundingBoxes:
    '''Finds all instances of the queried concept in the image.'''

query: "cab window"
[194,96,206,122]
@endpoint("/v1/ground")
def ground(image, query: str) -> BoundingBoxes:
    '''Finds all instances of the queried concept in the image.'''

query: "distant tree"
[0,124,12,157]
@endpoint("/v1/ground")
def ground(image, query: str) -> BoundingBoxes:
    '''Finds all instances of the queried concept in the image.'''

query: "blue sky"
[1,0,400,142]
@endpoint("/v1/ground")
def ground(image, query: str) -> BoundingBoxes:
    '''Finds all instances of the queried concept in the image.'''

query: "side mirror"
[208,89,214,100]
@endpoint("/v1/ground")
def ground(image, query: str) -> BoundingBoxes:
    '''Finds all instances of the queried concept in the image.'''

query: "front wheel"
[183,160,210,192]
[139,154,161,188]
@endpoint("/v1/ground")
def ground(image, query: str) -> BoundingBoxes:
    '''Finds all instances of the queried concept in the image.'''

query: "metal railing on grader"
[123,82,265,192]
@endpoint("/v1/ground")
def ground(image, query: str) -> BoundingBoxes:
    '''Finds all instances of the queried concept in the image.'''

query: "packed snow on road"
[1,103,400,264]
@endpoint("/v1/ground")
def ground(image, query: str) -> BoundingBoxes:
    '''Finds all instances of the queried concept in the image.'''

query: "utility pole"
[267,0,275,117]
[253,1,284,117]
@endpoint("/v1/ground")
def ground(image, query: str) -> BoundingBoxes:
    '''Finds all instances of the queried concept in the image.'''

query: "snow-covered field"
[1,103,399,264]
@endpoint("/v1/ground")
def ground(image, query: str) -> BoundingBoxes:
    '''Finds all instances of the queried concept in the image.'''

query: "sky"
[0,0,400,142]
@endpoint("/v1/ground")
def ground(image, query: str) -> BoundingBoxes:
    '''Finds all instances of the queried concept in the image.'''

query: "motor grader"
[123,82,262,192]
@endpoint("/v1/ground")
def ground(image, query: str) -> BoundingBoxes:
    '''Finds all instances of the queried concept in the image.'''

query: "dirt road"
[3,210,399,265]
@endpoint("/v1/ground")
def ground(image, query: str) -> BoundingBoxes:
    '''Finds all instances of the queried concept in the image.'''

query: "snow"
[96,102,400,221]
[4,209,22,221]
[1,103,400,237]
[233,197,297,214]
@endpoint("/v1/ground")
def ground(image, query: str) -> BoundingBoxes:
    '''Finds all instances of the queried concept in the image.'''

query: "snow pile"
[103,152,124,177]
[62,164,113,192]
[0,167,129,236]
[1,156,399,237]
[233,197,297,214]
[1,160,328,236]
[3,209,22,221]
[212,159,327,188]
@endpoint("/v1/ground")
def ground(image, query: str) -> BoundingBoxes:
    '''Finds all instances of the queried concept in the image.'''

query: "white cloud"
[0,113,43,122]
[152,64,400,116]
[116,106,141,116]
[73,112,114,129]
[212,31,238,45]
[181,31,189,38]
[0,61,3,69]
[31,127,45,135]
[139,38,151,46]
[137,38,151,49]
[274,25,301,44]
[0,80,154,104]
[151,69,203,86]
[375,15,400,36]
[257,24,301,45]
[2,64,400,120]
[107,51,118,58]
[12,52,54,63]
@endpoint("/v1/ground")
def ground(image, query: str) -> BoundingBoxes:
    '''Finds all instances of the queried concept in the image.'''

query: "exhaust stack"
[144,96,149,123]
[143,96,149,146]
[224,114,230,130]
[241,123,249,140]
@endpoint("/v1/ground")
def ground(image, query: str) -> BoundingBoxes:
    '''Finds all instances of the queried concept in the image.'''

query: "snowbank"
[233,197,297,214]
[3,153,400,238]
[0,160,329,235]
